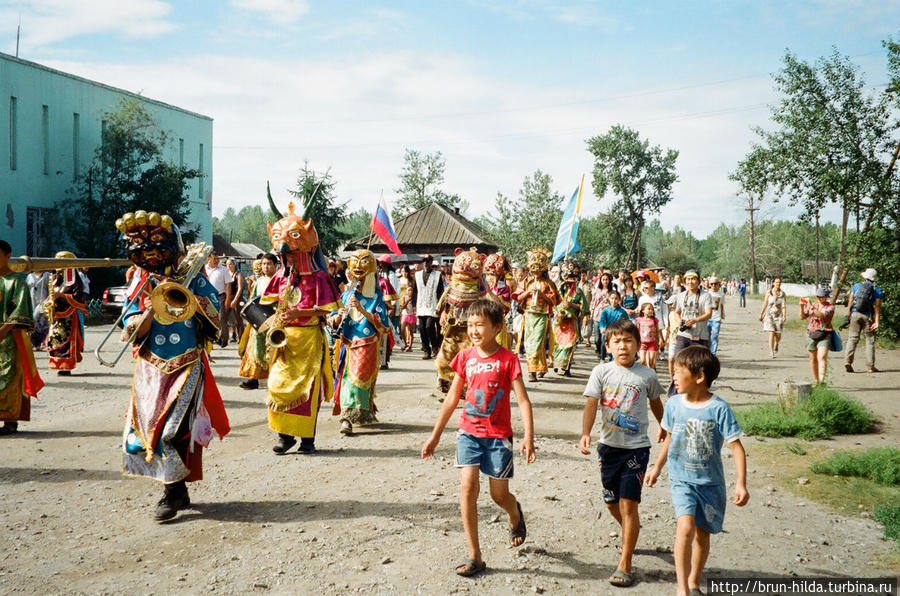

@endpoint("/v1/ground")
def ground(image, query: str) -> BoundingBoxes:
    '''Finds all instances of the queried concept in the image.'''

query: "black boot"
[273,433,297,454]
[298,437,316,454]
[239,378,259,390]
[153,480,190,521]
[0,421,18,435]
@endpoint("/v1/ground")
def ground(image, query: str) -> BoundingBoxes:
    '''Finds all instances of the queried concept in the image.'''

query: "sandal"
[609,569,634,587]
[509,501,527,547]
[455,559,486,577]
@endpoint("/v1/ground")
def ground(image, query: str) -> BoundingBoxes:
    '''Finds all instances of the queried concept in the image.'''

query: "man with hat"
[843,268,883,373]
[671,270,713,355]
[706,276,726,355]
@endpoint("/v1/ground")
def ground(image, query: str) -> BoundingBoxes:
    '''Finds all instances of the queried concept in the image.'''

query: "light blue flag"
[552,178,584,263]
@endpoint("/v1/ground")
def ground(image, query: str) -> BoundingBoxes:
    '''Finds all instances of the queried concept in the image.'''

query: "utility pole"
[815,212,820,285]
[746,200,759,295]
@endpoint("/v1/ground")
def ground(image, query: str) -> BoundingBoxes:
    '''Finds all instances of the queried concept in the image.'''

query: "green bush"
[810,448,900,485]
[735,385,877,440]
[873,503,900,542]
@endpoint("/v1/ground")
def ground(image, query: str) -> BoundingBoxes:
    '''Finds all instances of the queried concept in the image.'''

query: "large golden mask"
[452,247,486,281]
[526,247,551,276]
[348,250,376,282]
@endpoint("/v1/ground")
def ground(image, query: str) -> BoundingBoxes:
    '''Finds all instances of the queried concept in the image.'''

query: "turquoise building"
[0,52,213,256]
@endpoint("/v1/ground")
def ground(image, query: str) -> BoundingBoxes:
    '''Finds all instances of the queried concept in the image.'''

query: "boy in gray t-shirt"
[579,319,665,587]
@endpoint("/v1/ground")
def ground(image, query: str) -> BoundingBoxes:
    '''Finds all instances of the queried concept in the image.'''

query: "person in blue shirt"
[737,278,747,308]
[646,345,748,596]
[844,268,883,373]
[597,291,629,362]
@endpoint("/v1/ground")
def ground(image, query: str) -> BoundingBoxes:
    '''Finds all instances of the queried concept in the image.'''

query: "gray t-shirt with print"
[675,290,713,340]
[584,361,664,449]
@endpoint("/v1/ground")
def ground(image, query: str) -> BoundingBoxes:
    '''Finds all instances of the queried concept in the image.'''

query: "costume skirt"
[267,325,330,438]
[523,312,552,373]
[435,324,471,382]
[335,337,380,425]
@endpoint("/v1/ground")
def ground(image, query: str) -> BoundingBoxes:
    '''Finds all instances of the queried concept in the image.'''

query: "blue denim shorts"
[670,481,727,534]
[455,431,514,479]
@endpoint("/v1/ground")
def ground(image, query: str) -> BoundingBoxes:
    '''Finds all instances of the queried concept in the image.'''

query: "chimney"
[454,207,459,215]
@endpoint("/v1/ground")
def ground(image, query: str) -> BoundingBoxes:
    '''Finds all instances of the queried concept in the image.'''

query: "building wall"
[0,52,213,256]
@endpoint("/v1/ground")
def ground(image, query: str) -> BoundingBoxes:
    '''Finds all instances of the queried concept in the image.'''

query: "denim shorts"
[456,431,514,479]
[597,444,649,504]
[670,481,727,534]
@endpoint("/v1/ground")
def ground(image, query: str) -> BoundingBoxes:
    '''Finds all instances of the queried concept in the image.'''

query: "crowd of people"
[0,216,888,592]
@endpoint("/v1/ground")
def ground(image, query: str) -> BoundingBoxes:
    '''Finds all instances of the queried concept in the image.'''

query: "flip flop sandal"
[609,569,634,587]
[455,559,486,577]
[690,589,704,596]
[509,501,527,547]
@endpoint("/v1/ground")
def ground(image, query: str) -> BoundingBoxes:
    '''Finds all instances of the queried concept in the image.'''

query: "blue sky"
[1,0,897,236]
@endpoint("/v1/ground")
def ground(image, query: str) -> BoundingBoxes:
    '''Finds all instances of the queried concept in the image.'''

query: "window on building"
[73,113,80,179]
[8,96,17,171]
[26,207,51,257]
[198,143,204,200]
[179,138,184,166]
[41,105,49,175]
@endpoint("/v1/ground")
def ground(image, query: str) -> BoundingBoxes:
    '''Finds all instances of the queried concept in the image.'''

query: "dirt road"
[1,295,897,594]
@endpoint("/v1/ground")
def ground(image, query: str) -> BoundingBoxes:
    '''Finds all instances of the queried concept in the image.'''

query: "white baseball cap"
[862,268,877,281]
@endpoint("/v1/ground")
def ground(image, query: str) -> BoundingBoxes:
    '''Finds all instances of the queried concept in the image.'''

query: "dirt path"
[1,295,897,595]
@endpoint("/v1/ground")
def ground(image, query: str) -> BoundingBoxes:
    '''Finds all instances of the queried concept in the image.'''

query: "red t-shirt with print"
[451,346,522,439]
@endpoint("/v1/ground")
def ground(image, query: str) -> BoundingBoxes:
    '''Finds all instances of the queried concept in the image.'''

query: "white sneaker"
[340,420,352,435]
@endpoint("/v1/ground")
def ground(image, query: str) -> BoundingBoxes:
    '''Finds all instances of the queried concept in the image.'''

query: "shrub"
[810,448,900,485]
[735,385,876,440]
[873,503,900,542]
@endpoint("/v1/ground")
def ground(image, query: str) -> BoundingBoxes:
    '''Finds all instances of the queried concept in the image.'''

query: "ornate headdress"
[266,181,329,278]
[115,210,184,274]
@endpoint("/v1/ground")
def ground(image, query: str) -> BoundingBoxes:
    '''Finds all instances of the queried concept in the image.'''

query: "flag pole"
[563,174,584,260]
[366,190,381,251]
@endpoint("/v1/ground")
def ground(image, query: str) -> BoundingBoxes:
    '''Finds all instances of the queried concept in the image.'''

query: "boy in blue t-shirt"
[597,291,629,362]
[646,345,748,596]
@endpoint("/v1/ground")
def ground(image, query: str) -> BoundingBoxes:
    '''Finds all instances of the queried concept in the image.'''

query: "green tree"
[393,149,465,218]
[212,205,271,251]
[56,97,201,258]
[730,145,772,291]
[476,170,564,262]
[578,208,632,270]
[586,125,679,269]
[339,208,373,243]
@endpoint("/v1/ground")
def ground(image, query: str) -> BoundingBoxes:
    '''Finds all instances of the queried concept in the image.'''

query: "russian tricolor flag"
[370,194,402,256]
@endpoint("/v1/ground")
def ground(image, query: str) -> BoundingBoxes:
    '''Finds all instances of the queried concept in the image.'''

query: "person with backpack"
[843,268,883,373]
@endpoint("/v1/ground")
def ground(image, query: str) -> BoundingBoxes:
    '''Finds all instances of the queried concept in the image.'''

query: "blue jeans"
[707,320,721,355]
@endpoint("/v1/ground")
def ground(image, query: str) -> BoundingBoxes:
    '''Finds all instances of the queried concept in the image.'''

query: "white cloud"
[229,0,310,25]
[39,49,789,238]
[0,0,175,47]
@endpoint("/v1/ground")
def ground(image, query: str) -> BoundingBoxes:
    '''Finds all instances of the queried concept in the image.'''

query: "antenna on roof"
[16,14,21,57]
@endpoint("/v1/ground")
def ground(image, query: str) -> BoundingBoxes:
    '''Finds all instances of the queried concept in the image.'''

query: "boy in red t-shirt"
[422,298,536,578]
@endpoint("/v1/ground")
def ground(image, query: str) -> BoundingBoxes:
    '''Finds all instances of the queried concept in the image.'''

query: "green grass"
[810,448,900,485]
[874,504,900,542]
[735,385,877,440]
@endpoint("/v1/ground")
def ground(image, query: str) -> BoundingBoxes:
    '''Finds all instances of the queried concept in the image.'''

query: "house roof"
[349,201,497,253]
[212,235,265,260]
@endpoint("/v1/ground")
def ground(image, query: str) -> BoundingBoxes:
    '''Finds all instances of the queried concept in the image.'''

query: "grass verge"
[810,447,900,485]
[735,385,877,440]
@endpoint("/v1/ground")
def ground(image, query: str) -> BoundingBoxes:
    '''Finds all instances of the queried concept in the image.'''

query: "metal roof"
[349,201,496,251]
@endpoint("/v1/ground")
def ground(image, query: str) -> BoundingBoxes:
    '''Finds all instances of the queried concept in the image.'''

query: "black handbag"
[808,329,830,342]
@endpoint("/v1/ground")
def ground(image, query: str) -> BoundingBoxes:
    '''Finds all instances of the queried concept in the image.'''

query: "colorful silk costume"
[435,248,486,390]
[45,252,87,371]
[376,270,398,367]
[0,272,45,424]
[263,196,342,443]
[117,210,230,484]
[238,274,271,381]
[512,247,560,376]
[484,252,513,349]
[332,250,391,426]
[552,260,588,373]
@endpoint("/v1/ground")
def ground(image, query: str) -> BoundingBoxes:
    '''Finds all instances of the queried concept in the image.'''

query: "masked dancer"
[0,241,45,435]
[483,252,515,349]
[434,248,487,394]
[512,247,560,382]
[330,250,391,435]
[45,251,87,375]
[116,210,229,521]
[264,185,342,455]
[238,254,276,390]
[551,259,588,376]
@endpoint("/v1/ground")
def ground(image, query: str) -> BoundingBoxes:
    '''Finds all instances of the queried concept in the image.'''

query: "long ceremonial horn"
[266,181,283,219]
[299,166,332,220]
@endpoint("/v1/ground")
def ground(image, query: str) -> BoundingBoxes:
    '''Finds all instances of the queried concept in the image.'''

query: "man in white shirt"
[204,253,233,347]
[415,254,444,359]
[707,276,726,355]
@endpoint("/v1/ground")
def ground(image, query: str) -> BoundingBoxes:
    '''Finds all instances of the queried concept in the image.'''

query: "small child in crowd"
[579,318,665,587]
[636,302,660,369]
[597,290,629,362]
[399,285,416,351]
[422,298,536,578]
[645,345,749,596]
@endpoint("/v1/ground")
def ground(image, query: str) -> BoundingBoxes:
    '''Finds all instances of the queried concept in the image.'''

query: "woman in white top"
[758,277,787,358]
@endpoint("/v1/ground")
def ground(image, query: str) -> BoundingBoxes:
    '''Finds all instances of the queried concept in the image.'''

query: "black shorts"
[598,444,650,504]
